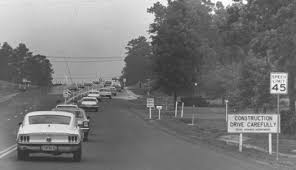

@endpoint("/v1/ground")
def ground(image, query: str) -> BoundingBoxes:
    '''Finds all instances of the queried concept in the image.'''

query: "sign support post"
[147,98,154,119]
[181,102,184,118]
[239,133,243,152]
[269,133,272,155]
[276,94,280,160]
[188,105,195,126]
[175,101,178,117]
[156,106,162,120]
[270,72,287,160]
[225,99,229,122]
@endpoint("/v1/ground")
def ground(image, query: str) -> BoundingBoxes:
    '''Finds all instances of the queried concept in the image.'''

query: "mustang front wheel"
[17,149,29,161]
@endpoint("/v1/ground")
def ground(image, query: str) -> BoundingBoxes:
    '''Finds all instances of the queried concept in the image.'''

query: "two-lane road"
[0,91,276,170]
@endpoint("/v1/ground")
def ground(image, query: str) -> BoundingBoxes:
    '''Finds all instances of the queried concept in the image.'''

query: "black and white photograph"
[0,0,296,169]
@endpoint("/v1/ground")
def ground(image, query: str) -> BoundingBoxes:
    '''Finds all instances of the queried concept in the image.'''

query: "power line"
[50,60,123,63]
[46,56,124,59]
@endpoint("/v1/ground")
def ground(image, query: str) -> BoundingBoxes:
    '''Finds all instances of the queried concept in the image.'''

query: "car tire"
[17,149,29,161]
[73,145,82,162]
[109,96,112,99]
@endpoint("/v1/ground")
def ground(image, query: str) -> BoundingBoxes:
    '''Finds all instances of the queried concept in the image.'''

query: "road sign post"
[270,72,287,160]
[156,106,162,120]
[228,114,279,152]
[225,99,229,122]
[146,98,155,119]
[175,101,178,117]
[181,102,184,118]
[63,89,71,104]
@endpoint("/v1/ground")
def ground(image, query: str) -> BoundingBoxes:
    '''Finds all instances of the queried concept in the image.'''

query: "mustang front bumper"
[17,143,81,153]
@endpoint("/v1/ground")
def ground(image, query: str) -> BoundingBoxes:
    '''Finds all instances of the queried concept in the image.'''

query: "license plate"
[41,145,57,151]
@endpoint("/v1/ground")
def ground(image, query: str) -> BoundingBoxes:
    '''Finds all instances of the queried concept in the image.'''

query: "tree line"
[0,42,53,86]
[122,0,296,113]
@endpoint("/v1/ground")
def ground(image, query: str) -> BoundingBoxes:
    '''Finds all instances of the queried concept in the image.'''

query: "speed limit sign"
[270,72,288,94]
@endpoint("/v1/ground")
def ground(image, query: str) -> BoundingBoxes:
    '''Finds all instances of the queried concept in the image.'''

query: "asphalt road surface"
[0,89,275,170]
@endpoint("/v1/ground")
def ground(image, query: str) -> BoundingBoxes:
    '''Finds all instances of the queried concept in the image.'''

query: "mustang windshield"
[29,115,71,125]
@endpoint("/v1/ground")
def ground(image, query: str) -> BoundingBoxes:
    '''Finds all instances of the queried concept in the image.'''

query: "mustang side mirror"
[18,122,22,126]
[87,116,90,120]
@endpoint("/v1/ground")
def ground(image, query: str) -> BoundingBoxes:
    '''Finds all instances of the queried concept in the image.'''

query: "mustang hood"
[19,124,76,134]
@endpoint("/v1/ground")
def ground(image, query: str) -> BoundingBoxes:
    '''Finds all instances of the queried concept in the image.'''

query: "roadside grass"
[0,80,19,96]
[128,86,296,169]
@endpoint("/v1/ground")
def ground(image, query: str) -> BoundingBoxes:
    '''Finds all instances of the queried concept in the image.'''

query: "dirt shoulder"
[127,87,296,169]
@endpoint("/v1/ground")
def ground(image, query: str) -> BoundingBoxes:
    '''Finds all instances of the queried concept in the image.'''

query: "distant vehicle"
[56,104,79,110]
[52,107,90,142]
[84,83,92,87]
[78,84,85,89]
[113,82,122,92]
[69,86,79,91]
[92,81,99,84]
[17,111,82,161]
[87,90,101,101]
[99,88,112,99]
[104,81,112,87]
[79,97,99,112]
[109,86,117,96]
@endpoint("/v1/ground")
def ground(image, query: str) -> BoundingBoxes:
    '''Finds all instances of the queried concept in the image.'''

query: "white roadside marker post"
[239,133,243,152]
[225,99,229,122]
[156,106,162,120]
[191,105,195,125]
[175,101,178,117]
[149,107,152,119]
[181,102,184,118]
[269,133,272,155]
[158,108,161,120]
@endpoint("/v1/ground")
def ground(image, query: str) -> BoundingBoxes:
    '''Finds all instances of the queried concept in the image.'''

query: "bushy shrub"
[280,110,296,135]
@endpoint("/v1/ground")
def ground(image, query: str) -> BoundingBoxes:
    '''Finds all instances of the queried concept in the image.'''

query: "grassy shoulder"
[128,86,296,169]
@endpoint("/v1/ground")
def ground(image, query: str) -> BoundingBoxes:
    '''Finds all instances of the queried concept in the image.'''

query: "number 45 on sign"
[270,72,288,94]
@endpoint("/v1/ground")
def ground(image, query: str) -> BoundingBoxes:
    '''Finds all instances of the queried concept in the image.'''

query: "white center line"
[0,144,17,159]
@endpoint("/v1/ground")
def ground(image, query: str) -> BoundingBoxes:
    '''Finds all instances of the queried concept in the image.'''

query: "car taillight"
[68,135,79,143]
[83,121,89,127]
[19,135,30,143]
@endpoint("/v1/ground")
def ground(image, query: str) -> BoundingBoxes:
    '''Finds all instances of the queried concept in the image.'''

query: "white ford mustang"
[17,111,82,161]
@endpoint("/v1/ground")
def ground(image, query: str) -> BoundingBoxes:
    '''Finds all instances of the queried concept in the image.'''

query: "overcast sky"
[0,0,233,83]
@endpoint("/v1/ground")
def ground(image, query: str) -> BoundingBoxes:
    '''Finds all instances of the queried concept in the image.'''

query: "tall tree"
[0,42,13,81]
[148,0,213,100]
[122,36,152,85]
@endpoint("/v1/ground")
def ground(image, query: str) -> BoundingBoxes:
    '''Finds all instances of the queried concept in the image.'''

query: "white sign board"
[228,114,279,133]
[63,89,71,98]
[270,72,288,94]
[146,98,154,108]
[156,106,162,110]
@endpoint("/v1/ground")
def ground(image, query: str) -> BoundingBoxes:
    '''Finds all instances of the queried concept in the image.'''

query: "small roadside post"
[181,102,184,118]
[225,99,229,122]
[156,106,162,120]
[188,105,195,126]
[146,98,155,119]
[174,101,178,117]
[270,72,288,160]
[123,78,126,88]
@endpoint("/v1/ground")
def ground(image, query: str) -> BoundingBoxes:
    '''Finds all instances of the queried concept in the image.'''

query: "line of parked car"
[16,84,123,162]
